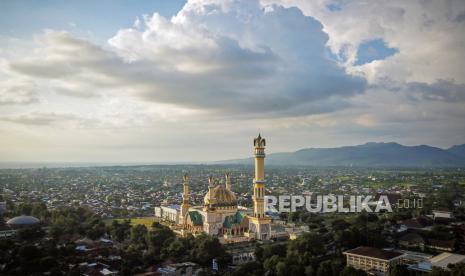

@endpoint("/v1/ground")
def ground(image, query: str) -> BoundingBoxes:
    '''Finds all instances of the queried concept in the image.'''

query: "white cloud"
[264,0,465,85]
[0,79,39,105]
[6,0,365,118]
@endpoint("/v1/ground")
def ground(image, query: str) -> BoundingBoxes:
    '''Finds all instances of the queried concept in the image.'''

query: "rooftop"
[430,253,465,269]
[6,215,40,226]
[344,246,403,260]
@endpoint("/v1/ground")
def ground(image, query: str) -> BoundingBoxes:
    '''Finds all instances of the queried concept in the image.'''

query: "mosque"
[154,134,271,240]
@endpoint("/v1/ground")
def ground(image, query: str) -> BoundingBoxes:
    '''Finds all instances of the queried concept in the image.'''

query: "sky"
[0,0,464,163]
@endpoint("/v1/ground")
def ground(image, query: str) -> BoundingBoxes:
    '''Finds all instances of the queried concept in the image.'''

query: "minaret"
[225,173,231,191]
[253,134,266,218]
[247,134,271,240]
[208,175,214,193]
[180,174,190,225]
[204,176,215,211]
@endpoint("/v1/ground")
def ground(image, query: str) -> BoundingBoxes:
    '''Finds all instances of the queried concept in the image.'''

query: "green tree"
[130,224,148,250]
[276,261,287,276]
[339,266,368,276]
[451,262,465,276]
[191,233,230,267]
[263,255,281,272]
[305,265,315,276]
[110,219,131,242]
[317,260,334,276]
[146,222,176,261]
[230,261,264,276]
[390,264,409,276]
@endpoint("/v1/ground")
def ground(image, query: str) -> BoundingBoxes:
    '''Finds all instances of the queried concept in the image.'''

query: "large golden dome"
[204,185,237,207]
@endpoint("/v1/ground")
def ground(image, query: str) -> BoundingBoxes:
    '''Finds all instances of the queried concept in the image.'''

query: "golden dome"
[204,185,237,207]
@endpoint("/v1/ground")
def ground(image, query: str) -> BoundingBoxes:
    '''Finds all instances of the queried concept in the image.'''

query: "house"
[398,233,425,250]
[0,225,15,239]
[433,209,454,220]
[398,217,433,231]
[157,262,199,276]
[343,246,404,276]
[426,239,455,252]
[373,193,402,209]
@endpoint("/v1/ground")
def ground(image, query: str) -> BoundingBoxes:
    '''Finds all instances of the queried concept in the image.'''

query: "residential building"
[344,246,404,276]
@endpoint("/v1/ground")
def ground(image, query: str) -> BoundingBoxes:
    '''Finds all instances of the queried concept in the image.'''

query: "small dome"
[7,215,40,226]
[204,185,237,207]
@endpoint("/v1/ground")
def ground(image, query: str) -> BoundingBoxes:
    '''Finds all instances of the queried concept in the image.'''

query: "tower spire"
[247,134,271,240]
[208,175,214,189]
[180,173,190,225]
[182,174,190,203]
[253,134,266,218]
[225,172,231,191]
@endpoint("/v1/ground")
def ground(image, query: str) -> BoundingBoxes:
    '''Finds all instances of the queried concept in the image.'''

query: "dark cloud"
[406,79,465,102]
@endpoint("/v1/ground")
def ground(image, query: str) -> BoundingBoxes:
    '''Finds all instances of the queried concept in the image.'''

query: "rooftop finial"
[208,175,214,188]
[254,133,266,148]
[183,173,189,183]
[225,172,231,191]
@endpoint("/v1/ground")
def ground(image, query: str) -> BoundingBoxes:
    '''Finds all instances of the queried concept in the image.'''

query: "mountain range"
[218,142,465,167]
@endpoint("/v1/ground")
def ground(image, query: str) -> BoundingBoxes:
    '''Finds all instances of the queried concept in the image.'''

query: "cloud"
[0,112,80,125]
[406,79,465,102]
[6,0,366,117]
[0,80,39,105]
[265,0,465,84]
[1,0,465,162]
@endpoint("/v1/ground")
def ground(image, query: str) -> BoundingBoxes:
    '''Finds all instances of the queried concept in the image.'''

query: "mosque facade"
[154,134,271,240]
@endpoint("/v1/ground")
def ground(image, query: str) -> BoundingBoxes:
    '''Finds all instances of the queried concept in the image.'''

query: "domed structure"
[7,215,40,227]
[204,185,237,208]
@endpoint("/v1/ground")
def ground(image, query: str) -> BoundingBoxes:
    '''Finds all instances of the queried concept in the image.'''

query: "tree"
[130,224,148,250]
[16,203,33,215]
[390,264,409,276]
[332,219,350,231]
[86,221,106,240]
[451,262,465,276]
[146,222,176,261]
[263,243,287,259]
[430,267,451,276]
[231,261,264,276]
[31,202,50,221]
[17,225,45,240]
[317,260,334,276]
[263,255,281,272]
[305,265,315,276]
[339,266,368,276]
[276,261,287,276]
[166,239,188,260]
[191,234,230,267]
[110,219,131,242]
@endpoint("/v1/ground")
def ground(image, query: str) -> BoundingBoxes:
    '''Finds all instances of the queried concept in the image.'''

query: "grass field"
[105,216,159,228]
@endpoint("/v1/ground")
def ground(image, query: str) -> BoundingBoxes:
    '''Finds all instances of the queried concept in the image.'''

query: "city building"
[155,134,272,240]
[1,215,41,239]
[6,215,40,228]
[343,246,404,276]
[433,208,454,221]
[408,252,465,273]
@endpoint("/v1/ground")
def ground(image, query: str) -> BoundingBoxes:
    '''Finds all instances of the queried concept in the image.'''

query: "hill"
[219,142,465,167]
